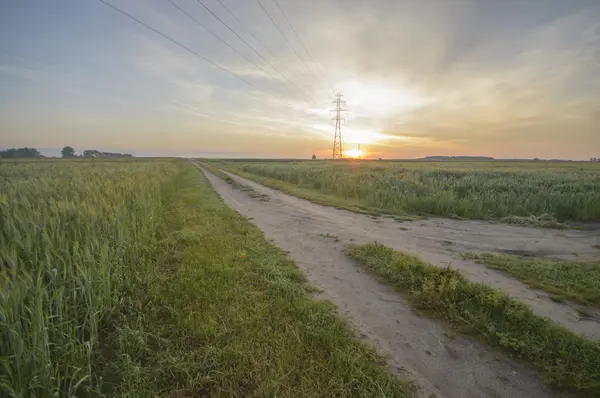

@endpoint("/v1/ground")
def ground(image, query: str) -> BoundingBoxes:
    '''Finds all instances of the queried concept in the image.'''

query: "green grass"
[346,243,600,394]
[1,160,412,397]
[214,160,600,224]
[464,253,600,307]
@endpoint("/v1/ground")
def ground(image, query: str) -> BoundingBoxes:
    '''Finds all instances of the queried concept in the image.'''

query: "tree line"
[0,147,43,158]
[1,146,133,158]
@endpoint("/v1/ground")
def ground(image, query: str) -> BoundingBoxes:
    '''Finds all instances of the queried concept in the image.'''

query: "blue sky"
[1,0,599,159]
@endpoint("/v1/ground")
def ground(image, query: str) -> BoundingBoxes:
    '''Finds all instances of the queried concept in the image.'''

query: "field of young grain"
[0,159,179,395]
[0,159,410,397]
[222,160,600,225]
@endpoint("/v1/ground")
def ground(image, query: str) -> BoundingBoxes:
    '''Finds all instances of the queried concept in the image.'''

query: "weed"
[346,243,600,394]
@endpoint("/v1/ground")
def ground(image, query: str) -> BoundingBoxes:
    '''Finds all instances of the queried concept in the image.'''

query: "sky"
[1,0,599,159]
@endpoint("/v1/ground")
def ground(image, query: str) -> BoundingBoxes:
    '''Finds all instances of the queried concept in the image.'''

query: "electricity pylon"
[331,93,346,159]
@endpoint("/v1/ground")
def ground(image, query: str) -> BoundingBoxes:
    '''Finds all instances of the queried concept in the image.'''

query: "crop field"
[0,159,410,397]
[219,160,600,226]
[1,159,179,395]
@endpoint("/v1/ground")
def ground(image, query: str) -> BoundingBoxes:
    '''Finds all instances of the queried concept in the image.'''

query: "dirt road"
[196,164,599,397]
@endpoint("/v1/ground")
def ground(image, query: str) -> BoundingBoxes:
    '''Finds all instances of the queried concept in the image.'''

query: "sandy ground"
[195,163,599,397]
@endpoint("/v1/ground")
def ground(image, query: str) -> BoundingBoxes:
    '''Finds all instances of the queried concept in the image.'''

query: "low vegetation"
[464,253,600,307]
[346,243,600,394]
[218,160,600,224]
[1,160,411,397]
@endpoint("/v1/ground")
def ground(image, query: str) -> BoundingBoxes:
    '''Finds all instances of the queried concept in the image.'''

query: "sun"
[344,148,365,159]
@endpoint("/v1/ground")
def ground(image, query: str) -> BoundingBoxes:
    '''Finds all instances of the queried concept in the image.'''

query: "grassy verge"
[464,253,600,307]
[346,243,600,394]
[106,164,412,396]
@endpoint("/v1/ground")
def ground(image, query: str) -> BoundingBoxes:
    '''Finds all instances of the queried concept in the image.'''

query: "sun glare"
[342,80,426,115]
[344,148,365,159]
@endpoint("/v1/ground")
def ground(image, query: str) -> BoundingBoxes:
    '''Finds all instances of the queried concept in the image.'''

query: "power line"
[213,0,310,93]
[271,0,333,93]
[213,0,277,59]
[254,0,326,94]
[194,0,316,104]
[166,0,299,100]
[95,0,293,107]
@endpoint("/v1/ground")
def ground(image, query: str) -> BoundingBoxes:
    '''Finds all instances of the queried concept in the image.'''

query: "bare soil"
[198,164,600,398]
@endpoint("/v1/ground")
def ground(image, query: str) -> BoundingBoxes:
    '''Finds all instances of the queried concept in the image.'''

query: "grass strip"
[464,252,600,307]
[106,163,412,396]
[346,242,600,395]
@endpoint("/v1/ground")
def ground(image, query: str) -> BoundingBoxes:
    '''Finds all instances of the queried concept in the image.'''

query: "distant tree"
[312,153,316,160]
[61,146,75,158]
[0,147,42,158]
[83,149,133,158]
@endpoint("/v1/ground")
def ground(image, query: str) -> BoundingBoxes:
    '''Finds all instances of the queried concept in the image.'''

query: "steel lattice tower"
[331,93,347,159]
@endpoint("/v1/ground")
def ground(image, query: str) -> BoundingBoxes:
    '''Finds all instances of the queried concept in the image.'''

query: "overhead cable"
[95,0,293,107]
